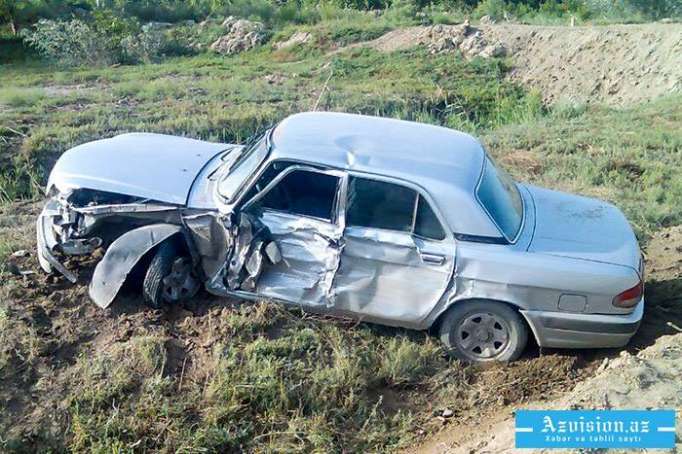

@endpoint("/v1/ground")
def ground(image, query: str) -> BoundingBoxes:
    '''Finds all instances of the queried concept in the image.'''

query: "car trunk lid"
[525,184,641,273]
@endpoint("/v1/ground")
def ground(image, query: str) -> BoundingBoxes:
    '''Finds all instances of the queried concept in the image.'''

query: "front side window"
[346,177,446,240]
[240,160,295,204]
[253,169,339,221]
[476,158,523,241]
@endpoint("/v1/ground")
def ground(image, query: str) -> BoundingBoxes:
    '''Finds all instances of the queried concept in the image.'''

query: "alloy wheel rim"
[455,312,511,360]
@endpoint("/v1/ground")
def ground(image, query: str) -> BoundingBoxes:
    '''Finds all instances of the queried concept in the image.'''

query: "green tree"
[1,0,92,35]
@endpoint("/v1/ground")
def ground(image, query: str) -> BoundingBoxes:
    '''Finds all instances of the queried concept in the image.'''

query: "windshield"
[476,157,523,241]
[218,134,269,202]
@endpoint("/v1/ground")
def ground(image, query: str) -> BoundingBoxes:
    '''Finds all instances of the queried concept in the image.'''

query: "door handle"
[419,252,446,266]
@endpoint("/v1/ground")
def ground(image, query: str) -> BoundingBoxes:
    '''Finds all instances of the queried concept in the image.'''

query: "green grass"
[0,41,542,203]
[2,302,454,452]
[483,95,682,240]
[0,164,43,204]
[2,32,679,243]
[0,87,48,108]
[0,241,12,272]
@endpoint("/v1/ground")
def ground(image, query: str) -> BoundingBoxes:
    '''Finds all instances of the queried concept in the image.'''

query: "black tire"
[438,300,528,363]
[143,240,198,309]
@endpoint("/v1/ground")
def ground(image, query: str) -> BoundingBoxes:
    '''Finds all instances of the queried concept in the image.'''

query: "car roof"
[270,112,500,238]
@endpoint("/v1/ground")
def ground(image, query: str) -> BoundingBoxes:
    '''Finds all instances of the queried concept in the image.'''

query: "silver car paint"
[88,223,183,308]
[47,133,229,204]
[527,185,641,268]
[36,113,644,350]
[187,146,243,209]
[268,112,501,238]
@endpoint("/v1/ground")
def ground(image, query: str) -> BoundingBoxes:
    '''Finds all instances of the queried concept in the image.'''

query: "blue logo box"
[515,410,676,449]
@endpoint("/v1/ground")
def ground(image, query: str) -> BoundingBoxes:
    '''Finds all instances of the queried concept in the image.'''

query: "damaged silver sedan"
[37,112,645,362]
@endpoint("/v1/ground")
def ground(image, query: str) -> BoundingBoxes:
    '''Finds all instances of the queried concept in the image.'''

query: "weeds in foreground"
[0,165,43,204]
[58,303,454,452]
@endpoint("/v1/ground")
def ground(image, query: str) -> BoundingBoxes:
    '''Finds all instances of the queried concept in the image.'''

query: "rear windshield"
[476,158,523,241]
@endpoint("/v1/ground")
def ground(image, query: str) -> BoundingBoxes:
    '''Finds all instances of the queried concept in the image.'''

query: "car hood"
[525,184,640,272]
[47,133,232,205]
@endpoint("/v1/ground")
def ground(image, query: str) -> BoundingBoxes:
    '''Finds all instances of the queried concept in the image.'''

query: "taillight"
[613,280,643,308]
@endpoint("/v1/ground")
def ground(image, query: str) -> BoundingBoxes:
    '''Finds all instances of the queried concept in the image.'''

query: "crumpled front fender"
[88,224,183,308]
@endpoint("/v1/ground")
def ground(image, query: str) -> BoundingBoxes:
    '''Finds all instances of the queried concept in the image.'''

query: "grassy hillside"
[485,96,682,239]
[2,38,680,238]
[0,41,541,203]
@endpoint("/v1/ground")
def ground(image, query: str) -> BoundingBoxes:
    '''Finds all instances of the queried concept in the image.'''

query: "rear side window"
[414,195,446,240]
[255,169,339,221]
[346,177,446,240]
[347,178,415,232]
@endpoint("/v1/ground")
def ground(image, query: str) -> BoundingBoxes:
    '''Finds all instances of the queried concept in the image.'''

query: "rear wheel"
[438,300,528,362]
[143,240,199,309]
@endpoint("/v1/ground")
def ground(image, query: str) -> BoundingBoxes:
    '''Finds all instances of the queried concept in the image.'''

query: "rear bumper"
[521,297,644,349]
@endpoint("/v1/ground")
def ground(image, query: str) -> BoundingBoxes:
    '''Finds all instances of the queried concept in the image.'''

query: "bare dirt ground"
[351,22,682,106]
[415,332,682,453]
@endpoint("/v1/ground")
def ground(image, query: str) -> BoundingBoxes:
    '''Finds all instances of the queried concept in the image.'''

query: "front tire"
[439,300,528,362]
[143,240,199,309]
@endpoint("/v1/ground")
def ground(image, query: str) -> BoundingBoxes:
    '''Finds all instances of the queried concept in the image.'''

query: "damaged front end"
[37,189,183,284]
[37,187,284,309]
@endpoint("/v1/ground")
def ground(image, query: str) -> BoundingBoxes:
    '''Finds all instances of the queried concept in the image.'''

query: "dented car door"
[242,165,346,305]
[332,175,456,326]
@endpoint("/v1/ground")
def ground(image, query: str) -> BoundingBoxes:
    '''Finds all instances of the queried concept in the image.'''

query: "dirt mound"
[487,23,682,106]
[631,225,682,350]
[432,333,682,454]
[274,31,312,50]
[357,24,506,59]
[353,23,682,106]
[427,23,506,58]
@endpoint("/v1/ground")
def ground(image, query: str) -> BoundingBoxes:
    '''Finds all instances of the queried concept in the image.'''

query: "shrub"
[119,23,198,64]
[120,27,160,64]
[382,0,420,24]
[584,0,681,21]
[21,19,117,67]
